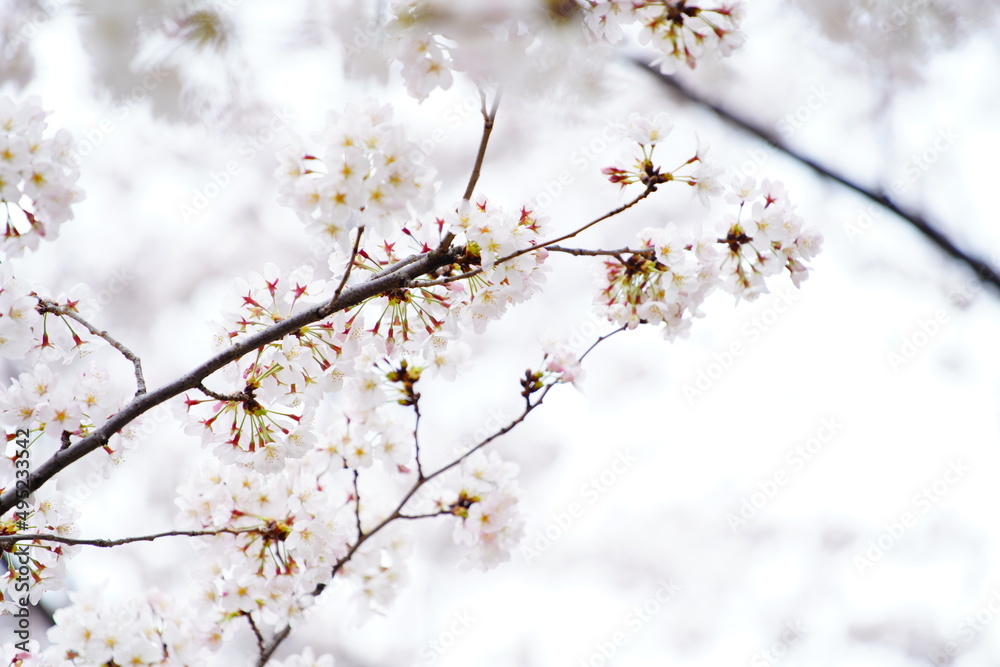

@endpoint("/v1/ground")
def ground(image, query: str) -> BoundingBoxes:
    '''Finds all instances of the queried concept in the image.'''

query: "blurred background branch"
[631,56,1000,296]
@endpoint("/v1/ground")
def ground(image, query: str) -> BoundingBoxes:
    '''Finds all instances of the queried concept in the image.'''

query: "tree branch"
[352,469,363,540]
[255,326,623,664]
[0,245,466,516]
[0,527,252,548]
[436,86,502,254]
[244,612,266,656]
[196,382,249,403]
[412,400,424,480]
[411,185,656,288]
[630,57,1000,295]
[547,245,651,257]
[37,298,146,396]
[463,85,502,202]
[332,225,365,304]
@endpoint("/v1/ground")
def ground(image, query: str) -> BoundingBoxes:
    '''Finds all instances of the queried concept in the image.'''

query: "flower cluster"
[540,337,587,385]
[596,176,822,339]
[0,3,834,664]
[0,260,104,366]
[596,222,720,340]
[377,1,746,102]
[383,1,543,100]
[442,199,551,334]
[175,454,355,635]
[275,99,437,252]
[384,1,458,100]
[182,264,351,473]
[449,450,524,571]
[174,429,527,632]
[188,197,550,471]
[332,198,551,350]
[718,176,822,295]
[0,362,120,444]
[579,0,747,73]
[34,587,209,665]
[0,96,84,258]
[0,485,79,616]
[601,112,723,206]
[0,264,42,361]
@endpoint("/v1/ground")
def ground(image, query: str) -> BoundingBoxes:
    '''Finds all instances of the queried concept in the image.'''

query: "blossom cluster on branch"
[0,1,823,665]
[0,96,84,258]
[382,0,746,99]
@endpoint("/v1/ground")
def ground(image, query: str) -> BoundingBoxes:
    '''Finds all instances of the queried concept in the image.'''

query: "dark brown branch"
[0,245,466,516]
[245,612,266,655]
[37,298,146,396]
[257,626,290,667]
[0,527,252,548]
[630,57,1000,294]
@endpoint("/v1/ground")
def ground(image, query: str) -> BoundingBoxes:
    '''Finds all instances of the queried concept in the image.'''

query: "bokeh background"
[3,0,1000,664]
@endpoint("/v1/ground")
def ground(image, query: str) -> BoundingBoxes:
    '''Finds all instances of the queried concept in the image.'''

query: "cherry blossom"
[0,5,827,663]
[0,97,84,258]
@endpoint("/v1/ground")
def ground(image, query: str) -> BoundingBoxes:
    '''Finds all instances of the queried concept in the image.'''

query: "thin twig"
[257,326,623,664]
[579,326,625,363]
[244,613,266,655]
[352,469,363,540]
[412,400,424,480]
[411,186,656,288]
[463,86,502,201]
[524,184,657,254]
[630,56,1000,294]
[436,86,502,254]
[547,245,652,257]
[196,382,249,403]
[332,328,622,575]
[332,226,365,304]
[397,510,450,520]
[36,298,146,396]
